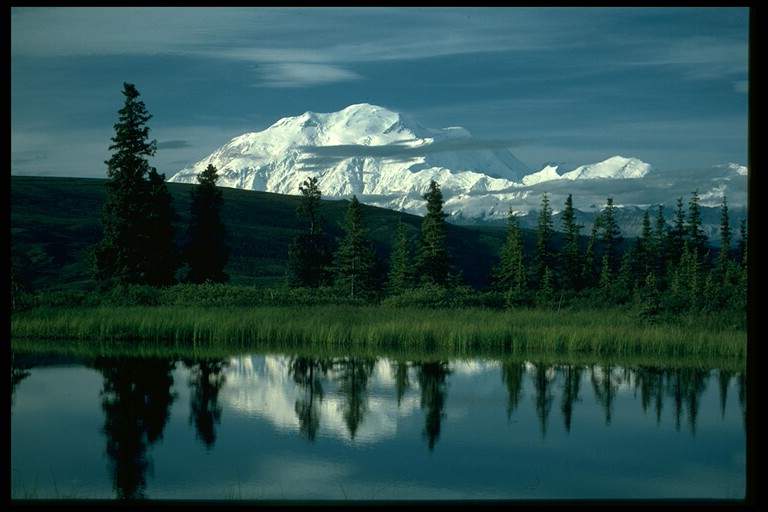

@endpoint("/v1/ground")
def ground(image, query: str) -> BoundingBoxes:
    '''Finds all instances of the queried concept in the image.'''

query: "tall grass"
[11,305,746,359]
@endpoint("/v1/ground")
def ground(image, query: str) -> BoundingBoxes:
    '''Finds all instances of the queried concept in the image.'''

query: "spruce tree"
[582,223,600,289]
[687,190,708,259]
[599,197,622,273]
[536,266,555,308]
[333,196,376,299]
[287,177,332,287]
[387,219,413,295]
[633,209,653,282]
[95,82,169,286]
[185,164,229,283]
[560,194,583,290]
[639,272,661,319]
[718,195,732,277]
[416,180,450,286]
[616,250,635,303]
[144,169,178,286]
[736,218,747,269]
[599,254,612,300]
[493,209,527,306]
[736,218,748,311]
[653,205,668,279]
[535,193,555,286]
[668,196,686,266]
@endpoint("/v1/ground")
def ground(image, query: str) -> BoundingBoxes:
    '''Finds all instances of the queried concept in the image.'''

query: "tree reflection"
[717,369,733,419]
[92,357,176,499]
[415,361,451,451]
[11,353,31,409]
[501,360,525,421]
[560,364,583,433]
[590,365,619,426]
[532,363,554,437]
[290,356,333,442]
[333,357,376,439]
[184,359,228,449]
[392,360,410,407]
[737,371,746,430]
[633,367,665,425]
[664,367,709,435]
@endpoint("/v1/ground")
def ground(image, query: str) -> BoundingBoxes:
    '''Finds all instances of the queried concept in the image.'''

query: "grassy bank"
[11,305,746,359]
[11,337,746,372]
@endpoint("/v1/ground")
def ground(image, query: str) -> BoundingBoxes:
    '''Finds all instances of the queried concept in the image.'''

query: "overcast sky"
[11,7,748,179]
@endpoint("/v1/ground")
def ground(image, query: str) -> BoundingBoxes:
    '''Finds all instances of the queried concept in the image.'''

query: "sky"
[11,7,749,179]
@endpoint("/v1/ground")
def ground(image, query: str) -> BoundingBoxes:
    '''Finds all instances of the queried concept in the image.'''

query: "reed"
[11,305,746,359]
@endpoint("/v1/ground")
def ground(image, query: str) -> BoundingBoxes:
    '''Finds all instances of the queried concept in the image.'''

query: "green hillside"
[11,176,533,291]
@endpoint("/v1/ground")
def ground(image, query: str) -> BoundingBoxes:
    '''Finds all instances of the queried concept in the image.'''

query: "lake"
[11,349,746,500]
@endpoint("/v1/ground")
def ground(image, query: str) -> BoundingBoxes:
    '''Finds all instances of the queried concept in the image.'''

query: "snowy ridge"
[168,104,657,219]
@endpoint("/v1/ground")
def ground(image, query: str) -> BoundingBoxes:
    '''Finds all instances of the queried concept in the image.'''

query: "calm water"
[11,351,746,500]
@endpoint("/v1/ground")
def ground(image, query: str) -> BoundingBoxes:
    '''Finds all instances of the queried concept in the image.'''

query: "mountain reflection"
[9,351,746,500]
[91,357,176,499]
[184,359,228,449]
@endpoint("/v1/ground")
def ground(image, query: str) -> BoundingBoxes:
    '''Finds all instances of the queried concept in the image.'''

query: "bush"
[99,284,161,306]
[382,284,503,309]
[17,290,89,309]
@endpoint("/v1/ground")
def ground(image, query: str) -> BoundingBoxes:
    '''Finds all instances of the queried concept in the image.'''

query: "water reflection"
[10,351,747,500]
[414,361,451,451]
[501,360,524,421]
[11,354,31,409]
[289,356,332,442]
[333,357,376,440]
[91,358,176,499]
[560,365,583,433]
[633,366,665,425]
[184,359,228,449]
[532,363,554,437]
[392,360,410,407]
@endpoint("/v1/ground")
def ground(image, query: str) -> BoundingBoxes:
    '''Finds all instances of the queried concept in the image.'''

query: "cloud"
[156,139,191,149]
[295,137,528,171]
[254,63,363,88]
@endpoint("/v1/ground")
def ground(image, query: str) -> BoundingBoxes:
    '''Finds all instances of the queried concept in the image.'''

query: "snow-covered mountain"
[168,104,743,221]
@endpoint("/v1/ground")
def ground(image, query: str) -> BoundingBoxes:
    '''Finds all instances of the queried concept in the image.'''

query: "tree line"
[91,83,747,316]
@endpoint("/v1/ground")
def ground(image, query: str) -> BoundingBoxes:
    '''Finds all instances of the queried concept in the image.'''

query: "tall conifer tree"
[185,164,229,283]
[599,197,622,273]
[416,180,450,286]
[582,223,600,289]
[718,195,732,275]
[95,82,176,286]
[287,177,332,287]
[668,196,686,266]
[633,209,653,282]
[387,219,413,294]
[653,205,668,278]
[144,169,178,286]
[535,193,555,285]
[560,194,583,290]
[333,196,376,299]
[687,190,708,258]
[493,209,527,306]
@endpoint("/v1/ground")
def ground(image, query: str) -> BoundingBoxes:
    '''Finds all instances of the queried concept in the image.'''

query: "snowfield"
[168,103,744,220]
